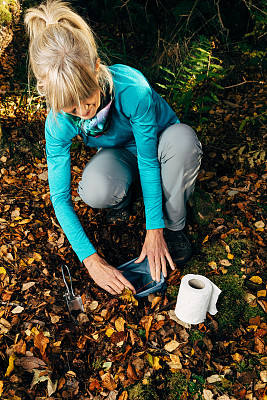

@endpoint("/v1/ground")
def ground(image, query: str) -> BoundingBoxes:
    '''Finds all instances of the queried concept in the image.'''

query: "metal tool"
[61,264,84,313]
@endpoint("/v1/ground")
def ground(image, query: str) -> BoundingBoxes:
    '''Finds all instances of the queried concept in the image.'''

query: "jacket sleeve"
[45,111,96,262]
[121,84,165,230]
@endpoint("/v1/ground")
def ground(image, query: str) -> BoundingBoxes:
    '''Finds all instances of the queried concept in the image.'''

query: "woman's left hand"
[135,228,176,282]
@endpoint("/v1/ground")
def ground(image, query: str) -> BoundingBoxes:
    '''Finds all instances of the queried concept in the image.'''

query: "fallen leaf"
[0,381,3,397]
[249,276,262,284]
[88,300,98,311]
[232,353,243,362]
[5,354,16,376]
[15,356,46,371]
[203,389,214,400]
[106,327,115,337]
[118,391,128,400]
[255,337,265,353]
[126,363,138,381]
[151,296,162,309]
[34,332,49,355]
[167,354,182,369]
[0,267,6,275]
[164,340,180,353]
[260,370,267,383]
[50,315,60,324]
[14,339,26,355]
[220,259,232,267]
[140,315,153,339]
[120,288,138,306]
[101,372,117,390]
[11,306,24,314]
[115,317,126,332]
[0,318,11,334]
[22,282,36,291]
[255,221,265,229]
[207,374,222,383]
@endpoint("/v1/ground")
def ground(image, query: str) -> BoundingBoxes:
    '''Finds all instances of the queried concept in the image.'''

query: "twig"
[148,299,176,314]
[0,301,24,307]
[224,80,260,89]
[136,280,154,294]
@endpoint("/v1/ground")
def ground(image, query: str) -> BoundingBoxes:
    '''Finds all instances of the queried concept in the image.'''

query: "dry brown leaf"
[254,337,265,353]
[15,356,46,371]
[0,318,11,334]
[34,332,49,356]
[140,315,153,339]
[167,354,182,369]
[164,340,180,353]
[101,372,117,391]
[115,317,126,332]
[126,363,138,381]
[14,339,26,355]
[118,391,128,400]
[151,296,162,309]
[22,282,36,291]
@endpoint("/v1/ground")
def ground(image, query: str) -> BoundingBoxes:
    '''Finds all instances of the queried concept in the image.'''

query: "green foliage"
[213,275,246,332]
[0,0,17,25]
[128,379,159,400]
[166,285,179,300]
[166,371,188,400]
[189,329,205,345]
[156,36,226,117]
[188,374,205,398]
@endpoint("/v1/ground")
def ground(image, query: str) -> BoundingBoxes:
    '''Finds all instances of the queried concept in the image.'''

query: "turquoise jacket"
[45,64,179,262]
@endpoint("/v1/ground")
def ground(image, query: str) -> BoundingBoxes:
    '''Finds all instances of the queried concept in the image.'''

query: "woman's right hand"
[83,253,136,295]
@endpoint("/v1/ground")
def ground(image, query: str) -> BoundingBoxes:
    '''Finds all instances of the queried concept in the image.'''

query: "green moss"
[189,330,205,344]
[243,303,266,321]
[128,380,159,400]
[0,0,18,25]
[166,285,179,300]
[167,371,188,400]
[0,4,12,24]
[212,275,246,332]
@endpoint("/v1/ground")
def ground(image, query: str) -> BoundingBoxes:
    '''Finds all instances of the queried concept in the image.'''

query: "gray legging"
[77,123,203,231]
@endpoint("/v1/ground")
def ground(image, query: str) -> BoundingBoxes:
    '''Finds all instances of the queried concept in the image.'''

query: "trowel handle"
[61,264,75,297]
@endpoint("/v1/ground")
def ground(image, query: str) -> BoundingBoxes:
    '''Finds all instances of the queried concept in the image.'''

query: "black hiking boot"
[106,205,131,224]
[164,228,192,266]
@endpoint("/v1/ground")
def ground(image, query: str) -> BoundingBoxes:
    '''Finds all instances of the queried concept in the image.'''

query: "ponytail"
[25,0,113,112]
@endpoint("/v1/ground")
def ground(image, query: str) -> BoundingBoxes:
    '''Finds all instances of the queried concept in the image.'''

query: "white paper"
[174,274,221,324]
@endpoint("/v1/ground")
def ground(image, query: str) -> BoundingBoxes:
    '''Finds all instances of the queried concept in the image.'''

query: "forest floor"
[0,8,266,400]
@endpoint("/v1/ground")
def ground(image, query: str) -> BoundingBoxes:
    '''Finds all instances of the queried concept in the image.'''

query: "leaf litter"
[0,13,266,400]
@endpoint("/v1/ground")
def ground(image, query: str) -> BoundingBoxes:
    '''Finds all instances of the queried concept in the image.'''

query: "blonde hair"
[25,0,113,112]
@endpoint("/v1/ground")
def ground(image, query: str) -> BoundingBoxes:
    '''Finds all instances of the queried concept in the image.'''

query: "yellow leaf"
[0,381,3,396]
[120,288,138,306]
[227,253,234,259]
[115,317,126,332]
[0,267,6,275]
[249,276,262,284]
[232,353,243,362]
[258,290,266,298]
[5,354,16,376]
[246,325,258,332]
[209,261,217,270]
[18,219,32,225]
[27,258,35,265]
[202,235,209,244]
[225,244,231,253]
[33,252,42,261]
[191,348,194,356]
[105,328,115,337]
[152,356,162,370]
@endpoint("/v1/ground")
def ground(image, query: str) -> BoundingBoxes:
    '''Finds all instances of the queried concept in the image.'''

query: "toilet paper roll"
[175,274,221,325]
